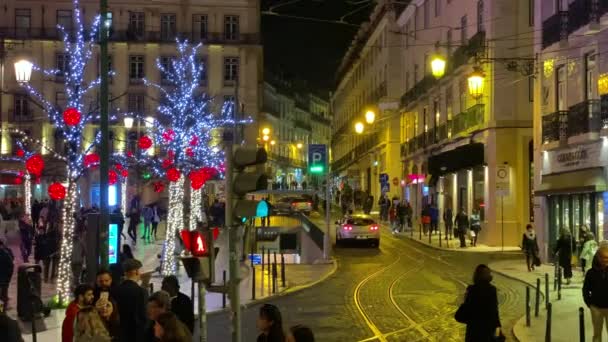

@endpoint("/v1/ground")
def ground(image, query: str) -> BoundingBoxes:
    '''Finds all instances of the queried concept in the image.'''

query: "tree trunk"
[56,180,78,304]
[162,176,184,275]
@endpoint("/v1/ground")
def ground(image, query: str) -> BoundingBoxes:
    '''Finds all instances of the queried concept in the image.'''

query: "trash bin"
[17,263,43,321]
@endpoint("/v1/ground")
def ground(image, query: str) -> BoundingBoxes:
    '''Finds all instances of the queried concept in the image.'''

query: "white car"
[335,214,380,247]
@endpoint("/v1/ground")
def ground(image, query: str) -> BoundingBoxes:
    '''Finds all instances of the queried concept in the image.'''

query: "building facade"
[396,0,534,247]
[331,0,405,204]
[261,79,330,189]
[534,0,608,259]
[0,0,262,206]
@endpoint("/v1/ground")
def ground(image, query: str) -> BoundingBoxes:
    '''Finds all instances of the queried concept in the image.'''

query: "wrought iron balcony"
[542,111,568,144]
[452,104,484,136]
[567,100,601,137]
[542,11,569,48]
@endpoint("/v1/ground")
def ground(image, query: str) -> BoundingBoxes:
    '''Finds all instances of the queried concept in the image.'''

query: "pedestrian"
[454,208,469,248]
[18,215,33,263]
[554,228,575,285]
[46,225,60,281]
[113,208,126,240]
[583,245,608,342]
[0,304,24,342]
[364,194,373,215]
[161,275,194,332]
[62,284,95,342]
[94,268,116,302]
[397,200,407,232]
[121,244,134,261]
[580,233,599,274]
[142,205,153,242]
[151,204,160,240]
[33,227,50,280]
[430,204,439,235]
[74,306,112,342]
[72,232,86,285]
[145,291,172,341]
[0,238,15,307]
[389,203,398,234]
[521,224,540,272]
[256,303,286,342]
[287,325,314,342]
[421,204,431,235]
[96,298,120,341]
[444,206,453,240]
[128,208,140,246]
[455,264,503,342]
[113,259,148,342]
[470,209,481,247]
[153,312,191,342]
[378,195,389,222]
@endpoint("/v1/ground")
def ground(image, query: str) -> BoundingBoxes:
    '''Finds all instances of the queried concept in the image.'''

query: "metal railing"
[567,100,601,137]
[542,111,567,144]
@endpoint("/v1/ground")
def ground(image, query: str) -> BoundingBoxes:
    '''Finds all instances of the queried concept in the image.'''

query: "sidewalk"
[489,259,605,342]
[401,227,521,253]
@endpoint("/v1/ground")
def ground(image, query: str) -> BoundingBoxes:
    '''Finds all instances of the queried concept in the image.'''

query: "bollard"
[557,267,562,300]
[191,281,195,311]
[273,251,277,267]
[526,286,531,327]
[419,224,422,240]
[280,253,286,288]
[535,278,541,317]
[222,270,227,308]
[267,249,271,274]
[428,225,432,244]
[272,263,277,294]
[261,246,265,274]
[579,307,585,342]
[545,273,549,309]
[251,262,256,300]
[554,262,558,291]
[545,302,552,342]
[439,228,442,247]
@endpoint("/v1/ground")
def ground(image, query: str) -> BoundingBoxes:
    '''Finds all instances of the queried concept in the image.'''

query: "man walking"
[162,275,194,332]
[443,206,453,240]
[583,246,608,342]
[454,208,469,248]
[114,259,148,342]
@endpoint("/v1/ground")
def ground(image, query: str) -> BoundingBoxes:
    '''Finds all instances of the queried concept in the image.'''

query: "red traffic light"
[180,230,208,257]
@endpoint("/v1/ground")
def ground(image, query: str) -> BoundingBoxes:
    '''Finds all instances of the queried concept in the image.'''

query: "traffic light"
[180,228,218,282]
[232,147,269,221]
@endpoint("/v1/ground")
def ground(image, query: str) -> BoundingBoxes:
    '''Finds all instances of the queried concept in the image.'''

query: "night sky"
[261,0,373,96]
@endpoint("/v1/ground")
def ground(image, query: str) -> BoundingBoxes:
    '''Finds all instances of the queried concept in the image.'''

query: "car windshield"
[278,197,293,203]
[292,198,308,203]
[346,217,375,225]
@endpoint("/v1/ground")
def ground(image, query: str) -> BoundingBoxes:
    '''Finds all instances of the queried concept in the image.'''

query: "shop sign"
[542,141,607,175]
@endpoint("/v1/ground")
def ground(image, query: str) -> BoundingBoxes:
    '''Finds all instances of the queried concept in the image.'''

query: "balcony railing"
[567,100,601,137]
[294,120,312,131]
[452,104,484,136]
[542,11,568,48]
[542,111,568,144]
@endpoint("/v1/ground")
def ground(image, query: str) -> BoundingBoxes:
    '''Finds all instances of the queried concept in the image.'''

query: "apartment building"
[397,0,534,247]
[0,0,262,204]
[331,0,405,202]
[261,78,330,189]
[534,0,608,258]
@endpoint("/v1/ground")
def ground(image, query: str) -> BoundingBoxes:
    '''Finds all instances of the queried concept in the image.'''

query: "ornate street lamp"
[467,67,485,100]
[262,127,270,135]
[365,110,375,124]
[14,59,33,84]
[296,143,303,149]
[355,122,364,134]
[431,55,446,79]
[262,135,270,142]
[270,140,276,146]
[123,116,134,129]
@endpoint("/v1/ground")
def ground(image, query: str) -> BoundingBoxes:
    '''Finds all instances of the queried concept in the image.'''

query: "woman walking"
[455,264,503,342]
[555,229,575,285]
[256,304,286,342]
[580,232,598,274]
[522,224,539,271]
[470,210,481,247]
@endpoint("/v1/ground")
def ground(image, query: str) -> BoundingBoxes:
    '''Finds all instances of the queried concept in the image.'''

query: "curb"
[207,258,338,316]
[402,233,522,255]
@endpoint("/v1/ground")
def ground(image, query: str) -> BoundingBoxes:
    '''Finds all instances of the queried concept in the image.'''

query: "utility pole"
[99,0,110,267]
[227,76,241,342]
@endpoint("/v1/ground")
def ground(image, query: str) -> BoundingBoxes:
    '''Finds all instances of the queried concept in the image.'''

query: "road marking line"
[353,255,402,342]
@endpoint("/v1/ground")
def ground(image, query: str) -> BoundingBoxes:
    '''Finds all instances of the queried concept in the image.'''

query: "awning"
[428,143,485,184]
[535,167,607,196]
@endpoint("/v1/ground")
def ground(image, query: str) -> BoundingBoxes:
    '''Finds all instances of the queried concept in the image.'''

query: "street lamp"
[365,110,375,124]
[123,116,134,129]
[467,67,485,100]
[296,143,303,149]
[431,55,446,79]
[14,59,33,84]
[354,122,364,134]
[262,127,270,136]
[262,135,270,142]
[144,116,154,128]
[270,140,276,146]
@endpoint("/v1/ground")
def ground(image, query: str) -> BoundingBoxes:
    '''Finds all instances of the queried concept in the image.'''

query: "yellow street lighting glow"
[365,110,375,124]
[262,127,270,135]
[468,68,485,99]
[262,135,270,142]
[270,140,276,145]
[296,143,303,149]
[355,122,364,134]
[431,56,446,79]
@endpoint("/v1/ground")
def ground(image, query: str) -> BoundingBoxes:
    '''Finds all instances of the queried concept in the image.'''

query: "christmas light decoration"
[16,149,25,157]
[162,175,184,275]
[153,181,165,193]
[162,158,173,169]
[189,187,202,231]
[108,170,118,185]
[62,107,82,126]
[24,174,31,216]
[14,176,23,185]
[121,179,127,215]
[185,147,194,158]
[84,152,100,168]
[120,169,128,178]
[162,129,175,142]
[166,167,181,182]
[26,154,44,177]
[115,163,123,170]
[138,136,152,150]
[48,182,67,200]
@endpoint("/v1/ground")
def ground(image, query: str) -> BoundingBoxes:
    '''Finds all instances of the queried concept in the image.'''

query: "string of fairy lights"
[162,175,184,275]
[189,188,203,231]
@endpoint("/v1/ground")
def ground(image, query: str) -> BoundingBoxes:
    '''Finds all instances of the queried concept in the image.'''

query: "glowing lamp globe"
[138,136,153,149]
[166,168,181,182]
[48,182,66,200]
[354,122,364,134]
[467,68,485,99]
[62,107,82,126]
[431,56,447,79]
[365,110,375,124]
[14,59,33,84]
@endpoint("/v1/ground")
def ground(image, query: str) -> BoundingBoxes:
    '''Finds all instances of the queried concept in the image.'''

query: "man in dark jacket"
[583,245,608,342]
[161,275,194,332]
[444,206,454,240]
[0,239,14,307]
[113,259,148,342]
[0,306,24,342]
[454,208,469,248]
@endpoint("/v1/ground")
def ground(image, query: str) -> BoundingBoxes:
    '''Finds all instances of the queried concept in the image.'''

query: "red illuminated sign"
[180,230,209,257]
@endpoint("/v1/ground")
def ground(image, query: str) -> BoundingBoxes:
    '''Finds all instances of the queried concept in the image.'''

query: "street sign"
[496,165,510,197]
[308,144,327,174]
[379,173,389,184]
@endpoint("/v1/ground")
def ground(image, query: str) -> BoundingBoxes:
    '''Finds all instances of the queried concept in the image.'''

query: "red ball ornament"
[108,170,118,185]
[185,147,194,158]
[62,107,82,126]
[138,136,153,150]
[18,170,24,177]
[84,153,100,168]
[25,154,44,177]
[189,170,205,190]
[153,181,165,193]
[48,182,66,200]
[120,169,129,178]
[127,151,134,158]
[167,150,175,159]
[14,177,23,185]
[166,168,181,182]
[189,136,199,146]
[115,164,123,170]
[162,129,175,142]
[16,149,25,157]
[161,158,173,169]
